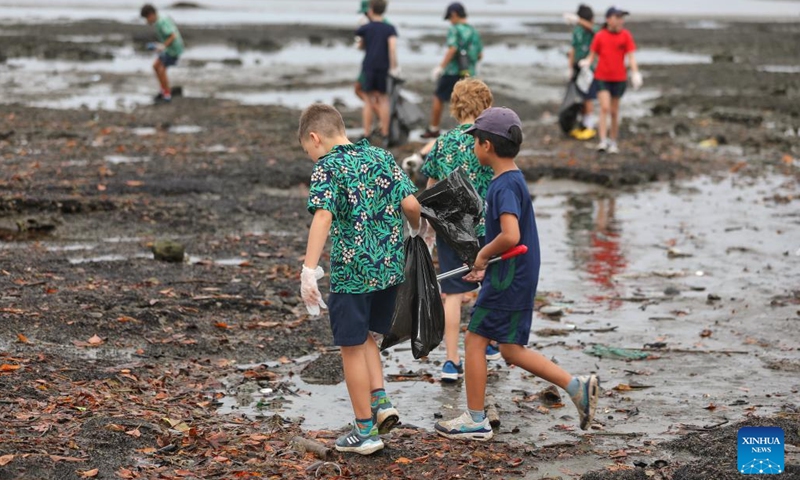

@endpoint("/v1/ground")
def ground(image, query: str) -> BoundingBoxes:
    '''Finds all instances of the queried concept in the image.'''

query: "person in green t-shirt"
[567,4,599,140]
[298,103,423,455]
[422,2,483,139]
[140,4,184,103]
[419,78,498,383]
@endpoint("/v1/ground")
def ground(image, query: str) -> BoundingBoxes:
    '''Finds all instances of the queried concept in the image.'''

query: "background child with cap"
[567,4,599,140]
[580,5,642,154]
[422,2,483,139]
[434,106,599,441]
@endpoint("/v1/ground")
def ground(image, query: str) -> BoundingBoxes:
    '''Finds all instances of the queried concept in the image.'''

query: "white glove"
[300,265,327,316]
[422,222,436,255]
[563,13,579,25]
[401,152,423,175]
[155,43,166,53]
[630,71,643,90]
[431,66,444,82]
[409,218,428,238]
[389,66,402,79]
[577,58,591,69]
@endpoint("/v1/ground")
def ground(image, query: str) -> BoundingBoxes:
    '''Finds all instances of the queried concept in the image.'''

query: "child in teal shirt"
[141,4,184,103]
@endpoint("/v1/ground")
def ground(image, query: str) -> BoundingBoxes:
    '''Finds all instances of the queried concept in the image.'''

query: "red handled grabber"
[436,245,528,282]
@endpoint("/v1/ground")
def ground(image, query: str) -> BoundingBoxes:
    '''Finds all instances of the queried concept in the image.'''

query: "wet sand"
[0,15,799,480]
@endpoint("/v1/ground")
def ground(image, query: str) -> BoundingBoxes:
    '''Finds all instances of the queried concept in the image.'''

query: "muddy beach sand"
[1,13,799,480]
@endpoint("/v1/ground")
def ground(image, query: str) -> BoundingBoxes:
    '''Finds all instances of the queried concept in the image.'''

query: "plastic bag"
[380,236,445,359]
[575,66,594,95]
[388,76,424,148]
[417,169,483,264]
[558,81,583,134]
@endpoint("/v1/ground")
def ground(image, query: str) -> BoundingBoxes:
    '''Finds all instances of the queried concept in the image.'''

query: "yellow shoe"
[576,128,597,141]
[569,128,583,139]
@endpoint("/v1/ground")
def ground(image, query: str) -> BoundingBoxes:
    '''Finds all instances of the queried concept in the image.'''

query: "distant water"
[0,0,798,27]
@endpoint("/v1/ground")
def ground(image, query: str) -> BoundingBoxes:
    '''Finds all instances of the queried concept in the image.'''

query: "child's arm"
[388,35,398,73]
[464,213,520,282]
[628,51,642,89]
[401,194,421,232]
[162,33,177,49]
[304,210,332,269]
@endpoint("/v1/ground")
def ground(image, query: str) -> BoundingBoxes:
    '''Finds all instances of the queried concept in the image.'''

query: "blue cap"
[444,2,467,20]
[606,6,630,17]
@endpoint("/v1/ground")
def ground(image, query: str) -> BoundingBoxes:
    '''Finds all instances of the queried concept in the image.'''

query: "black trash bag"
[380,236,445,359]
[558,81,583,134]
[388,75,424,148]
[417,169,483,264]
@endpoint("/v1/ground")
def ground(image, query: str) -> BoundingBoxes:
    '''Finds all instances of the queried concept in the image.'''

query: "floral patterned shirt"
[307,139,417,294]
[420,124,493,237]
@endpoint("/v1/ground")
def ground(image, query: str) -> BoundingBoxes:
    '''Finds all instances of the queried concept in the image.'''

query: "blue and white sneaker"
[372,398,400,434]
[485,344,502,361]
[441,360,463,383]
[569,374,599,430]
[435,411,493,441]
[334,424,384,455]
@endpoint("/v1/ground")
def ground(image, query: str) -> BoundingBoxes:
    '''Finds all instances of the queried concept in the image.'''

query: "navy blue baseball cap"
[606,6,630,17]
[464,107,523,142]
[444,2,467,20]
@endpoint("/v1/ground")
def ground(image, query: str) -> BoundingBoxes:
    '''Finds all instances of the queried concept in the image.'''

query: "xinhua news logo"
[738,427,784,475]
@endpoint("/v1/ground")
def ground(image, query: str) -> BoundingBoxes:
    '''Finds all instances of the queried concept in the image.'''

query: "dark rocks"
[152,240,185,263]
[711,52,735,63]
[651,103,673,116]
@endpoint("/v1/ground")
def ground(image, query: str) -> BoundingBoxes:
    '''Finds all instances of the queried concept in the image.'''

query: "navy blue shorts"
[362,68,388,93]
[468,306,533,345]
[158,52,179,68]
[436,235,484,294]
[435,74,462,101]
[328,285,399,346]
[582,79,599,101]
[596,80,626,99]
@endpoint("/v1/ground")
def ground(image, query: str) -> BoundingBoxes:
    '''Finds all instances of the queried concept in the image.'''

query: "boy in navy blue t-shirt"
[434,107,599,441]
[355,0,399,144]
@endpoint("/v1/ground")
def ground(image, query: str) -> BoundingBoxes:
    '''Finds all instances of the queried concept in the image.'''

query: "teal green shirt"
[307,140,417,294]
[571,25,599,63]
[155,15,184,57]
[420,124,493,237]
[444,23,483,77]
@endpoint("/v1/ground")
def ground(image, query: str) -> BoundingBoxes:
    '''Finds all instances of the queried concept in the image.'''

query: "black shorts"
[327,286,399,346]
[158,52,179,68]
[435,74,462,101]
[436,235,484,294]
[596,80,627,99]
[362,68,388,93]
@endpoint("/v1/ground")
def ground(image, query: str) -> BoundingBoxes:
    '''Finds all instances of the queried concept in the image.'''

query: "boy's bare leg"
[464,331,490,411]
[443,293,463,364]
[377,93,390,137]
[597,91,611,141]
[362,96,374,137]
[153,58,169,94]
[363,334,385,391]
[429,96,444,131]
[340,343,372,419]
[499,344,572,389]
[610,97,621,141]
[355,81,367,102]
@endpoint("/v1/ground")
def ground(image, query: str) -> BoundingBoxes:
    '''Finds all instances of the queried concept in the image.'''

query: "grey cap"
[464,107,522,142]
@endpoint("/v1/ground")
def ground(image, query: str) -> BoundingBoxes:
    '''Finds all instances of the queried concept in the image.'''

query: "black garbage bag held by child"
[417,169,483,264]
[558,80,583,134]
[380,236,445,359]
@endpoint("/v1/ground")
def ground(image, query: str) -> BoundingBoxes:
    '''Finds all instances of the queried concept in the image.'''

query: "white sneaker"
[434,411,493,441]
[596,139,609,152]
[607,141,619,154]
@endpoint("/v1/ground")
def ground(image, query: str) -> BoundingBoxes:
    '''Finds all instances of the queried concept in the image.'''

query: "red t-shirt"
[590,28,636,82]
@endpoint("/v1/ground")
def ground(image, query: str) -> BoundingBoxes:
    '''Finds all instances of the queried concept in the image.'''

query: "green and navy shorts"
[468,306,533,346]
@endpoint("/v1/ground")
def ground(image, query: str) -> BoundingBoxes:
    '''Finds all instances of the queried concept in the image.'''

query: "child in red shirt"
[582,6,642,154]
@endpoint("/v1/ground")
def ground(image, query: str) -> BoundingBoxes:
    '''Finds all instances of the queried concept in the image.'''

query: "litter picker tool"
[436,245,528,281]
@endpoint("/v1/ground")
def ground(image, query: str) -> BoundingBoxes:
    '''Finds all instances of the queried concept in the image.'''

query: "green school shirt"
[420,124,493,237]
[444,23,483,77]
[307,139,417,294]
[571,25,599,63]
[155,15,184,57]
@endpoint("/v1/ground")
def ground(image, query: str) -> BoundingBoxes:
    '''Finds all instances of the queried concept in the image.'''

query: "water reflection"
[566,196,627,308]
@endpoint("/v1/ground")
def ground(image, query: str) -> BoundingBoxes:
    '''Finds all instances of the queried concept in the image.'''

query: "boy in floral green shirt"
[298,103,422,455]
[420,78,494,383]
